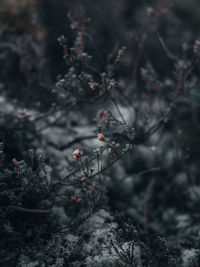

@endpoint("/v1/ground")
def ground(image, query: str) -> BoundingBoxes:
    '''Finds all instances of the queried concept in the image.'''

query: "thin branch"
[157,33,177,61]
[47,134,97,151]
[7,206,49,214]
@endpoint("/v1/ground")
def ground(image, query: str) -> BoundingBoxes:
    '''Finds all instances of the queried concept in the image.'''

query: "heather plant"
[0,9,135,265]
[1,1,200,266]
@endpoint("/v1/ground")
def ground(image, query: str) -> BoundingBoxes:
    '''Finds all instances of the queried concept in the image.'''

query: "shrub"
[1,1,200,266]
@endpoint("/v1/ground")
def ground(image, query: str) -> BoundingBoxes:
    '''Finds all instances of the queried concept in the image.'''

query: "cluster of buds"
[146,6,168,18]
[73,149,82,159]
[98,133,104,141]
[71,195,81,203]
[75,31,84,55]
[88,183,96,190]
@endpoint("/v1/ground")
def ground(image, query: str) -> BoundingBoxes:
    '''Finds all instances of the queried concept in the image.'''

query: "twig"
[143,179,154,246]
[7,206,49,214]
[157,33,177,61]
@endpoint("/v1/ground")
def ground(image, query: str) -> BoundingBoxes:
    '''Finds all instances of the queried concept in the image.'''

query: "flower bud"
[12,158,19,167]
[42,172,47,178]
[98,133,104,141]
[147,7,155,17]
[108,148,114,155]
[71,195,77,201]
[73,149,82,159]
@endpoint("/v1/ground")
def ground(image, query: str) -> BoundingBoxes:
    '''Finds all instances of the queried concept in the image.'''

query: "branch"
[7,206,49,214]
[47,134,97,151]
[157,33,177,61]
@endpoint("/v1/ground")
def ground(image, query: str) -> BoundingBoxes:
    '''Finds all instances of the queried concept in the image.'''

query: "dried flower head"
[97,110,111,120]
[98,133,104,141]
[73,149,82,159]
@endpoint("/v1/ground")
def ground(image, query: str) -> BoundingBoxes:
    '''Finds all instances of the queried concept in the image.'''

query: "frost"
[182,249,197,267]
